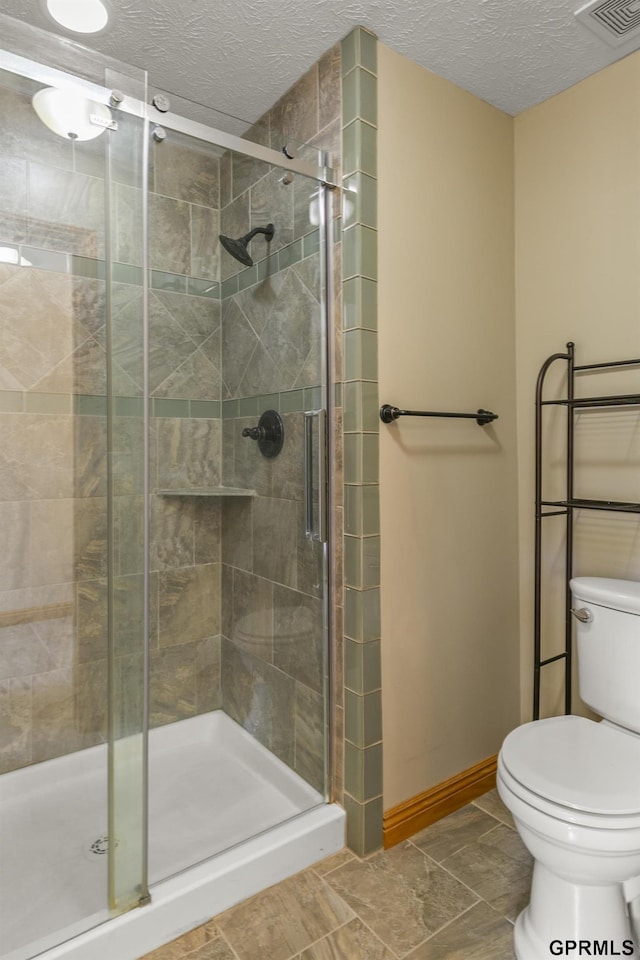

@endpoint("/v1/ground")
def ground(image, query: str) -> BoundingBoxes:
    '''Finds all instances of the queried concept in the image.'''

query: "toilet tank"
[571,577,640,733]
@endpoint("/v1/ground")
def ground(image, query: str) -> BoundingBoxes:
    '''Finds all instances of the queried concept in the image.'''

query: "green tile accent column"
[341,26,382,857]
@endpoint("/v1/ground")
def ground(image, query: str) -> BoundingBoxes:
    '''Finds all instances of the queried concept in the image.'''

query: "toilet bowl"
[498,578,640,960]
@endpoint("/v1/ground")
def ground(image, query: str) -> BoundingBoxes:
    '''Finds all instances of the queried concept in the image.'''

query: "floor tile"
[313,848,357,876]
[472,789,514,829]
[410,805,501,862]
[297,917,395,959]
[215,868,353,960]
[441,824,532,921]
[141,921,223,959]
[326,840,478,957]
[405,901,516,959]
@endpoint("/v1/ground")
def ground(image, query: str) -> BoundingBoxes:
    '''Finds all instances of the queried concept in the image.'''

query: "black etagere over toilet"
[533,341,640,720]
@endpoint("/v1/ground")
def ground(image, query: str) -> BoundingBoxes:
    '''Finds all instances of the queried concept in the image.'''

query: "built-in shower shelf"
[156,487,257,497]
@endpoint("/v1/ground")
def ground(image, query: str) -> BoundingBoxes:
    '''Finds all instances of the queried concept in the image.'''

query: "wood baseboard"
[383,754,498,849]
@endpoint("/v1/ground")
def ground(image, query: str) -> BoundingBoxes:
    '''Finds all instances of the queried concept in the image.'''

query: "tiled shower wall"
[0,74,224,772]
[216,43,342,796]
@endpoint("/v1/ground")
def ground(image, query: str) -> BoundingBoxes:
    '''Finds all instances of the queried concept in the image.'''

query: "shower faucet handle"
[241,410,284,458]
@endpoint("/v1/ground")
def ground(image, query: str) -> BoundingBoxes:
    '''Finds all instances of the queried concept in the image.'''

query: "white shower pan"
[0,711,345,960]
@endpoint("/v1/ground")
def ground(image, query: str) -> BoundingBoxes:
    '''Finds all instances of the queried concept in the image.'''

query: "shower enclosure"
[0,16,342,960]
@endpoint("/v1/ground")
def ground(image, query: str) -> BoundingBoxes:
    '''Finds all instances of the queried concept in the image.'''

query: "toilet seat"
[500,716,640,825]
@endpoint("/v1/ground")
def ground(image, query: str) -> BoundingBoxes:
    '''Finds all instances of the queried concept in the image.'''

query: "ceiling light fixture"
[32,87,113,140]
[43,0,110,35]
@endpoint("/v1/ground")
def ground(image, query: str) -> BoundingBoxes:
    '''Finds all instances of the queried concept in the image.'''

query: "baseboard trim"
[383,754,498,849]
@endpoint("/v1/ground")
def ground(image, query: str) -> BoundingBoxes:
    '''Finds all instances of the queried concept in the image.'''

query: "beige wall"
[377,44,521,809]
[515,52,640,720]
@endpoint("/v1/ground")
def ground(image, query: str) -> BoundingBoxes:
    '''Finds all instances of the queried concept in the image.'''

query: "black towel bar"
[379,404,498,426]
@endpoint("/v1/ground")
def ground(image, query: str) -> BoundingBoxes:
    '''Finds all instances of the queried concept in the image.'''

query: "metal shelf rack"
[533,341,640,719]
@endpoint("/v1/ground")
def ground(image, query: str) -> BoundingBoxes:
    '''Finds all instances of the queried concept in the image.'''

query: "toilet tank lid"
[570,577,640,615]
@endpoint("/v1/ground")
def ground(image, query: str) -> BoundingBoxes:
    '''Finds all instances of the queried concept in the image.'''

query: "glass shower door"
[0,50,148,958]
[145,122,331,883]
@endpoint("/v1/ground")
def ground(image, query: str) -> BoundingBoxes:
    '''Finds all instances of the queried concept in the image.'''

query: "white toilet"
[497,577,640,960]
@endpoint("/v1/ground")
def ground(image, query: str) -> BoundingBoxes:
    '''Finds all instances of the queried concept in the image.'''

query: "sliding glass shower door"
[145,120,331,883]
[0,34,149,957]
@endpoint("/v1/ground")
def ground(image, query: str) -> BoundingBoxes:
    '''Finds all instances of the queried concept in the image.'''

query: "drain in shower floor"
[87,835,120,856]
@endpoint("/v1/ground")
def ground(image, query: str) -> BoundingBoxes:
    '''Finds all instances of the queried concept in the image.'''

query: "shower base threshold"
[0,710,345,960]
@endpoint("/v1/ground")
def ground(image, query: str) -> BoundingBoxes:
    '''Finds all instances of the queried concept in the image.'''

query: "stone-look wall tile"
[154,349,221,402]
[150,642,197,727]
[191,205,220,281]
[221,637,295,766]
[319,45,342,134]
[0,501,30,591]
[158,563,221,648]
[194,499,222,565]
[74,496,108,581]
[250,168,294,255]
[153,141,220,207]
[0,616,73,680]
[0,269,80,391]
[0,157,27,223]
[116,494,145,576]
[270,65,320,154]
[0,86,74,170]
[28,162,105,258]
[296,501,324,599]
[273,584,323,693]
[222,498,254,572]
[195,635,222,714]
[232,150,271,202]
[0,676,32,773]
[76,657,107,748]
[149,193,192,274]
[31,666,78,763]
[77,578,108,664]
[220,193,250,281]
[156,417,221,490]
[253,497,297,587]
[294,681,325,794]
[151,494,195,571]
[227,567,274,662]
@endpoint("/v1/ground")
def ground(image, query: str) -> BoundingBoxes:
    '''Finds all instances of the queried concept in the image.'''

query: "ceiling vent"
[575,0,640,45]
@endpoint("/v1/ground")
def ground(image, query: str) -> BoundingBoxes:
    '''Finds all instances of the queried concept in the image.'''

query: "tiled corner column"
[341,27,382,856]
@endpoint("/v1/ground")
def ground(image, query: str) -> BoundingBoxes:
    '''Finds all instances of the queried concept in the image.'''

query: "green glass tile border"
[0,390,24,412]
[188,277,220,299]
[24,392,72,414]
[341,26,378,78]
[345,637,382,694]
[343,277,378,331]
[75,394,108,416]
[341,26,382,856]
[190,400,221,419]
[152,398,190,418]
[343,794,383,856]
[343,119,377,179]
[344,689,382,748]
[342,67,377,128]
[345,740,383,803]
[151,270,187,294]
[342,172,377,231]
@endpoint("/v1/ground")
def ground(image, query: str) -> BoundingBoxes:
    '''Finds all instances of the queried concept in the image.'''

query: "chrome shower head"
[219,223,275,267]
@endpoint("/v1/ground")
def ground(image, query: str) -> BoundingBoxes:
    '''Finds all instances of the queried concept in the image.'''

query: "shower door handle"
[304,409,327,542]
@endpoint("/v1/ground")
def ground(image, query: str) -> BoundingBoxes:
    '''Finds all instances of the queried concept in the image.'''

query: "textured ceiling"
[0,0,639,121]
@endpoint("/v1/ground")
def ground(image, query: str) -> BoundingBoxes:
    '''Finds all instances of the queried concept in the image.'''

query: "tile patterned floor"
[139,789,531,960]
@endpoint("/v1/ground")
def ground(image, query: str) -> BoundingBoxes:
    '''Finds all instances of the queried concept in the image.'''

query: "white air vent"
[575,0,640,45]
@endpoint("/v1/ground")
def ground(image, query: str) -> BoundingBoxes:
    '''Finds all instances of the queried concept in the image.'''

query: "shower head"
[219,223,275,267]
